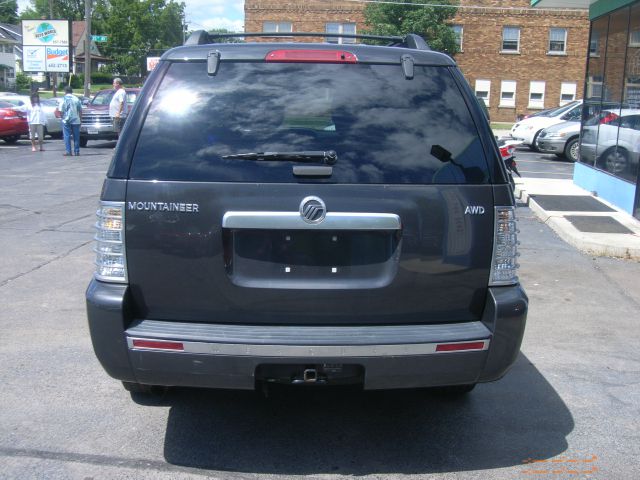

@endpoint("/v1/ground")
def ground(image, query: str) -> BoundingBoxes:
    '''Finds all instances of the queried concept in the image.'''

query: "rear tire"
[431,383,476,396]
[564,137,579,162]
[2,135,19,144]
[121,381,167,395]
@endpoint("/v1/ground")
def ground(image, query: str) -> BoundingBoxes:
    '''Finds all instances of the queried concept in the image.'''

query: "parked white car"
[511,100,582,151]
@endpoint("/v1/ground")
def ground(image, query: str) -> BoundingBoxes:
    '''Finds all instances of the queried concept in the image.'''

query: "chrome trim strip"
[222,211,401,230]
[127,338,489,356]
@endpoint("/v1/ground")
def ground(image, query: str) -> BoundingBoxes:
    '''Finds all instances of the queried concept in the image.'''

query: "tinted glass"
[91,90,114,106]
[131,62,488,184]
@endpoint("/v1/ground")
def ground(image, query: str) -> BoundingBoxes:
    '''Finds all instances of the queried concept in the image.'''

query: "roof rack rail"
[184,31,431,50]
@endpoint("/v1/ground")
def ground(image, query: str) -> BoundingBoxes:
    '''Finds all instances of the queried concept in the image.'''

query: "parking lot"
[1,137,639,479]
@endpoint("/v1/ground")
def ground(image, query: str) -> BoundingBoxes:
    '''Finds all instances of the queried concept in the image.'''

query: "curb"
[514,183,640,261]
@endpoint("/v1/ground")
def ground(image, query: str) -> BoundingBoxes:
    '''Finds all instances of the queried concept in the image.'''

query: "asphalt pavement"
[1,137,639,479]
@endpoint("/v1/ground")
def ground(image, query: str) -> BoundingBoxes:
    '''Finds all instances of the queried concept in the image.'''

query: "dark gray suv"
[86,32,527,396]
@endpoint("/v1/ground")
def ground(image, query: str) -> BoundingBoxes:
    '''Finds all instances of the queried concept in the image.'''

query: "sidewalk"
[514,177,640,261]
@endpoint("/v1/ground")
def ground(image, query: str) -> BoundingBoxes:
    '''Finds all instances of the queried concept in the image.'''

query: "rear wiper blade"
[222,150,337,165]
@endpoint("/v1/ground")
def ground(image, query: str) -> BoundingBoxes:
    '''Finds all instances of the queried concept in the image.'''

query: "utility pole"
[49,0,57,97]
[84,0,92,98]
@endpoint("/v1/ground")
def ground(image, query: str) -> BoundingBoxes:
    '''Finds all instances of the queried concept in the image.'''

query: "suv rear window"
[130,62,489,184]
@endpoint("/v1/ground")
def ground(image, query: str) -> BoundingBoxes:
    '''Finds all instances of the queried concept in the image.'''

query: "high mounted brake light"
[265,49,358,63]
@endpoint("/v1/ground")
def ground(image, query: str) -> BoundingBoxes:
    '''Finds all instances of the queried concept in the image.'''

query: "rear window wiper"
[222,150,337,165]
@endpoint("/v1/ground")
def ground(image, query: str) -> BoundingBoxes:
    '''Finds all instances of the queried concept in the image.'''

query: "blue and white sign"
[24,46,46,72]
[22,20,71,72]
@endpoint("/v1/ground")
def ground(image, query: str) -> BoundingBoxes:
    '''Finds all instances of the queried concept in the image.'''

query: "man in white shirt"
[109,78,127,139]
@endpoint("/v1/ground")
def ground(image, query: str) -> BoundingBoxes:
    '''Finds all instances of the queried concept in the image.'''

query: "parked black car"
[86,32,527,396]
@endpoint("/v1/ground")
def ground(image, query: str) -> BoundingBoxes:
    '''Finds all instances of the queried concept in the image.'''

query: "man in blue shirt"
[61,86,82,156]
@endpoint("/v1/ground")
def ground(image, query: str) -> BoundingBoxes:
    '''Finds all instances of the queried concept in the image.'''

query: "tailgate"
[124,181,494,325]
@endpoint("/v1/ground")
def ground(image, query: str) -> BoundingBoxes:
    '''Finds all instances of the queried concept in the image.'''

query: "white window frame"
[501,26,520,53]
[500,80,517,108]
[475,79,491,106]
[451,25,463,52]
[325,23,356,44]
[263,22,293,36]
[528,81,545,109]
[548,28,567,55]
[629,28,640,47]
[589,31,600,57]
[560,82,577,105]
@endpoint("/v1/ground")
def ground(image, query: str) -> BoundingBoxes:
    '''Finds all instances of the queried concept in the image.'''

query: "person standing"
[109,78,127,140]
[61,86,82,156]
[27,92,46,152]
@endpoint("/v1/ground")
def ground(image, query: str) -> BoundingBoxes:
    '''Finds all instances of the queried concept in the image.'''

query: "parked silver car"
[536,120,581,162]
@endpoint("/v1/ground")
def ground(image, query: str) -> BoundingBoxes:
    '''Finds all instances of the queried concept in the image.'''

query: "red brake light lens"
[132,339,184,351]
[435,341,486,352]
[265,49,358,64]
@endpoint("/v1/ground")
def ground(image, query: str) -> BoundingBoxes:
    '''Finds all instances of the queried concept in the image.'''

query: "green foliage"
[15,72,32,91]
[207,28,243,43]
[363,0,459,55]
[0,0,18,24]
[19,0,84,21]
[94,0,185,76]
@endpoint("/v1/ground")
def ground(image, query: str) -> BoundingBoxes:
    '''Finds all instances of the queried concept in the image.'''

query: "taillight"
[54,108,61,119]
[265,49,358,63]
[489,207,520,286]
[94,201,127,282]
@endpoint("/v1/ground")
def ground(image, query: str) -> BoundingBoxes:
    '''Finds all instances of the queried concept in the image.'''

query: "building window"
[630,28,640,47]
[502,27,520,53]
[475,79,490,106]
[528,81,545,109]
[589,32,600,57]
[263,22,292,35]
[560,82,577,104]
[8,68,14,78]
[549,28,567,54]
[326,23,356,44]
[500,80,516,107]
[451,25,463,52]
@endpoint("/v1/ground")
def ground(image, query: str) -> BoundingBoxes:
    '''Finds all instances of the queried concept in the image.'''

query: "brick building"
[244,0,590,122]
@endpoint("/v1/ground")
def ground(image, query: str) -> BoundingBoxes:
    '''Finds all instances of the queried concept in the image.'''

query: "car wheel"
[80,137,88,147]
[431,383,476,396]
[2,135,19,144]
[602,147,628,174]
[530,130,541,152]
[121,381,167,395]
[564,138,580,162]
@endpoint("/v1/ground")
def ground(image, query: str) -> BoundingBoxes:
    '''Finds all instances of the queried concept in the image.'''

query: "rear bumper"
[86,279,527,390]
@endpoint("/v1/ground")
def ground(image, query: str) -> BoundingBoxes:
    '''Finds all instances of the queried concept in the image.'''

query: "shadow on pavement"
[156,353,572,475]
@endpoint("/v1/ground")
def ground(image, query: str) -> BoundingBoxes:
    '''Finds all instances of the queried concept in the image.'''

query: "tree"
[363,0,459,55]
[94,0,185,76]
[207,28,243,43]
[19,0,84,21]
[0,0,18,24]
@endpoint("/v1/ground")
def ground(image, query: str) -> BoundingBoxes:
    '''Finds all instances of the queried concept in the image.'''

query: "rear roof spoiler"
[184,31,431,51]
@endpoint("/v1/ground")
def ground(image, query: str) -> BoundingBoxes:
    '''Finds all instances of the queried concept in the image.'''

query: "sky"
[16,0,245,33]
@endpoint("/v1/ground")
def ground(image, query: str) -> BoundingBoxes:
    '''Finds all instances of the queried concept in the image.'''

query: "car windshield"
[91,90,114,106]
[541,101,579,117]
[131,62,489,184]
